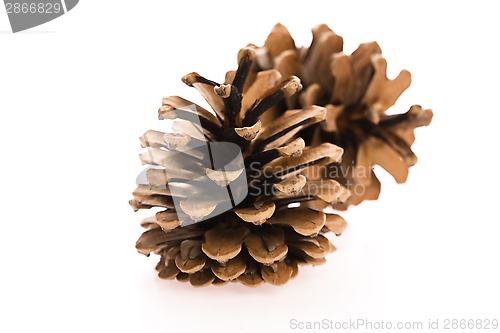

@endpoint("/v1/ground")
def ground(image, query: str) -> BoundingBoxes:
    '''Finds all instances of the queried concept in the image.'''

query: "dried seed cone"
[253,24,433,208]
[131,46,349,287]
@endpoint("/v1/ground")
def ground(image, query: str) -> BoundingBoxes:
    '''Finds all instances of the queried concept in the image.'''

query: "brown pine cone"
[131,46,349,287]
[252,24,433,208]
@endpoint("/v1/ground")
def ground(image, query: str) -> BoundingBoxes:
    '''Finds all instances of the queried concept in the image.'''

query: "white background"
[1,1,499,332]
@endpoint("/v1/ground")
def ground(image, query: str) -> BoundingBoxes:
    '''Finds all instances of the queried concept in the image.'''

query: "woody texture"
[253,24,432,208]
[130,24,431,287]
[131,45,349,287]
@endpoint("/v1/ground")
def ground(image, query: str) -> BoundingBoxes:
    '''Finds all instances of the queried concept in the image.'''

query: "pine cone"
[131,46,349,287]
[253,24,433,208]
